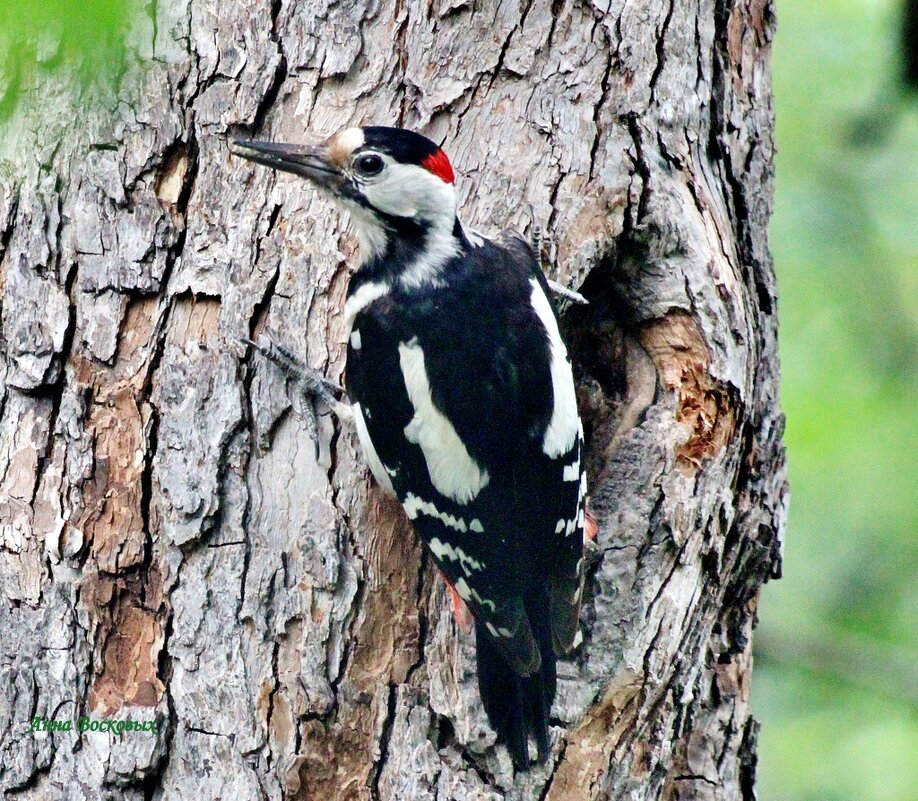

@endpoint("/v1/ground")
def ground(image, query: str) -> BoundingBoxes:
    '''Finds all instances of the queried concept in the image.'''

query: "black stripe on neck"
[356,213,462,284]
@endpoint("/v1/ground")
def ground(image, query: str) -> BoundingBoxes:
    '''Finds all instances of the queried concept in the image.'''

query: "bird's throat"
[356,214,462,290]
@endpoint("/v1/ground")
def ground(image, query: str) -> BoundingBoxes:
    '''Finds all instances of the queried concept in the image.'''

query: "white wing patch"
[353,403,396,496]
[577,430,588,507]
[429,537,485,577]
[403,493,468,533]
[454,577,496,612]
[486,622,514,639]
[398,338,490,505]
[529,279,579,458]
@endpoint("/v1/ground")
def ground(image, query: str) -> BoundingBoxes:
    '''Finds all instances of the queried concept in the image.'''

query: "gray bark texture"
[0,0,787,799]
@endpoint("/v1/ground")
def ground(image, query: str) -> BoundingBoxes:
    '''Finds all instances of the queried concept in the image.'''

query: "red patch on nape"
[421,149,455,184]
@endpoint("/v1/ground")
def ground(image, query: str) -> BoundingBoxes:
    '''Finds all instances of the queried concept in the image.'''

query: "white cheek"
[362,163,455,222]
[363,182,417,217]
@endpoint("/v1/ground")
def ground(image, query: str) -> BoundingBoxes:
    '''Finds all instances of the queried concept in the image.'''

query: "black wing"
[344,237,585,674]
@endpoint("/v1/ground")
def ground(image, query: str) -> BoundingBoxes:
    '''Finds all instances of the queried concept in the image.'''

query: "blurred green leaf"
[0,0,131,118]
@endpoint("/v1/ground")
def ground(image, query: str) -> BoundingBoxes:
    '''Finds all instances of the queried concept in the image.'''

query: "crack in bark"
[588,24,614,183]
[370,684,397,801]
[648,0,675,104]
[0,191,18,265]
[625,113,652,225]
[250,1,288,136]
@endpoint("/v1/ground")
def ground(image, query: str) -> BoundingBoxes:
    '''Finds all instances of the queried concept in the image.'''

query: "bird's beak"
[230,139,340,185]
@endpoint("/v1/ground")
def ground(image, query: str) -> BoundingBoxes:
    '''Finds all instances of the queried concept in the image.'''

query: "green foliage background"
[0,0,130,119]
[755,0,918,799]
[1,0,915,798]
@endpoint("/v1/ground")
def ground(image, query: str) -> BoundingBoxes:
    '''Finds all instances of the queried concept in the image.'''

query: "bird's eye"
[355,153,384,177]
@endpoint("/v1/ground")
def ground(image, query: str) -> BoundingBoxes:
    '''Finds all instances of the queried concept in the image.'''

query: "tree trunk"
[0,1,786,799]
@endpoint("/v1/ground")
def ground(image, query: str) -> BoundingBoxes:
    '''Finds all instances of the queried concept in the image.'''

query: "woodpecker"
[231,126,591,768]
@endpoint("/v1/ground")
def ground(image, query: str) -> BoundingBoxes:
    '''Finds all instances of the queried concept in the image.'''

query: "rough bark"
[0,1,786,799]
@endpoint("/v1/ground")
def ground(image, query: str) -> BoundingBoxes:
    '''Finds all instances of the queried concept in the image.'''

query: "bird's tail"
[475,584,557,769]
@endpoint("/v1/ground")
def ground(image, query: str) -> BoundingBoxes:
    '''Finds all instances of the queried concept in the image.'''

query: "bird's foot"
[528,206,587,306]
[528,208,556,274]
[546,279,588,306]
[242,334,350,456]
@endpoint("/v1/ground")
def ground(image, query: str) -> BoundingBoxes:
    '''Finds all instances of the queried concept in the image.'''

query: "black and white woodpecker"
[231,127,593,769]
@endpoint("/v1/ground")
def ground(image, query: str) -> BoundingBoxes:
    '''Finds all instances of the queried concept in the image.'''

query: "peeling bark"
[0,1,785,799]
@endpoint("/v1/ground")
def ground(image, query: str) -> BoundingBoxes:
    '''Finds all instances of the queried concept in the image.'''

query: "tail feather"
[475,585,556,769]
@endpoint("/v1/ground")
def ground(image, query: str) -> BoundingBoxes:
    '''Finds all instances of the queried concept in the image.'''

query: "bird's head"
[231,126,458,260]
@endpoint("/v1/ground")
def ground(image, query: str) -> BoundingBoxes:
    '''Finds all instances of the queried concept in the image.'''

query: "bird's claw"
[546,279,588,306]
[291,390,321,459]
[526,205,586,306]
[242,333,344,458]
